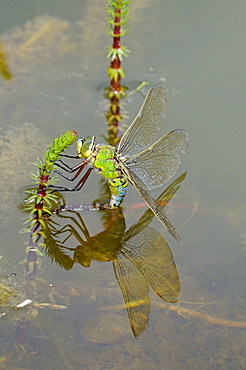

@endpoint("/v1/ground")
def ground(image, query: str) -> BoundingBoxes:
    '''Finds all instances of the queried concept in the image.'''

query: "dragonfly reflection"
[44,173,186,337]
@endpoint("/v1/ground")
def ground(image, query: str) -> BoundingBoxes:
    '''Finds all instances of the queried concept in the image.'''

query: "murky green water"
[0,0,245,368]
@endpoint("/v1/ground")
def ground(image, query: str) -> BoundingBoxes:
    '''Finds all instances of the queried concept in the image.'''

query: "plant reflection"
[42,173,186,337]
[0,42,12,80]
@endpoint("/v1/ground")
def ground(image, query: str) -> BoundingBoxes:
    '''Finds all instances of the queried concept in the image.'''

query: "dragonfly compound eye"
[77,136,96,158]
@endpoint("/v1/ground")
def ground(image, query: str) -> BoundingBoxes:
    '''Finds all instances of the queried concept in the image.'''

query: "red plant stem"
[110,58,121,90]
[35,171,49,208]
[113,8,121,48]
[110,7,121,93]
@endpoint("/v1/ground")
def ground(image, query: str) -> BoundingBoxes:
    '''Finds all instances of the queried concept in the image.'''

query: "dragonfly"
[50,84,189,243]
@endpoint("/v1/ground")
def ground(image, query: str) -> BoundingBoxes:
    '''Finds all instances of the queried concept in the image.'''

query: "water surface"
[0,0,245,369]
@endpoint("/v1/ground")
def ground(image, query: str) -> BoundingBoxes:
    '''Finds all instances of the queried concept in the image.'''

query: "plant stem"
[105,0,131,145]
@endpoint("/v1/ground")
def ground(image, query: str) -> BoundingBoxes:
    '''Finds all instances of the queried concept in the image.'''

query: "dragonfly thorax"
[92,145,120,179]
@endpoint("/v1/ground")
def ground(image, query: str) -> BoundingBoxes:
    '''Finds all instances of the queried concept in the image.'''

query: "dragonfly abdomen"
[108,176,128,209]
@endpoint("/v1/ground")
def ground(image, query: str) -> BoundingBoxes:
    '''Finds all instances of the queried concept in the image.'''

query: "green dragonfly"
[51,84,188,243]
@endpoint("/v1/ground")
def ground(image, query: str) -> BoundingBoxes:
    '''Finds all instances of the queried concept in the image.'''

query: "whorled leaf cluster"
[22,130,78,238]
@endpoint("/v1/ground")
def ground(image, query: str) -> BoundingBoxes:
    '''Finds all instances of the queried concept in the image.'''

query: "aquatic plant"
[22,130,78,241]
[105,0,131,144]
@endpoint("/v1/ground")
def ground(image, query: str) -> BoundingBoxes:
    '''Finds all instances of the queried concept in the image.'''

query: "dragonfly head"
[76,136,96,158]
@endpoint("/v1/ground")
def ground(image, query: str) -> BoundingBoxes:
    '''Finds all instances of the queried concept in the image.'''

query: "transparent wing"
[122,168,182,243]
[117,83,167,157]
[113,226,180,337]
[124,129,188,190]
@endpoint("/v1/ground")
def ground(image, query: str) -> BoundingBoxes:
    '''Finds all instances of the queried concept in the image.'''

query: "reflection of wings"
[117,84,167,157]
[123,168,182,243]
[113,227,180,338]
[113,253,150,338]
[124,172,187,241]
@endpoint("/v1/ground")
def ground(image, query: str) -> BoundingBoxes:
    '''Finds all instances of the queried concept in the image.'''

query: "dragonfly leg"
[54,166,86,182]
[49,168,92,192]
[54,160,87,181]
[59,153,80,159]
[55,159,86,172]
[73,168,93,191]
[57,203,111,212]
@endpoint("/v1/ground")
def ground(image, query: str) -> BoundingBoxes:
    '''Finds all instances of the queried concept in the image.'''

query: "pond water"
[0,0,245,369]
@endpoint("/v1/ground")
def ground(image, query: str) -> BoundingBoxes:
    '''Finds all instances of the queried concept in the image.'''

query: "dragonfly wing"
[117,83,167,157]
[122,167,182,243]
[113,254,150,338]
[124,129,188,190]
